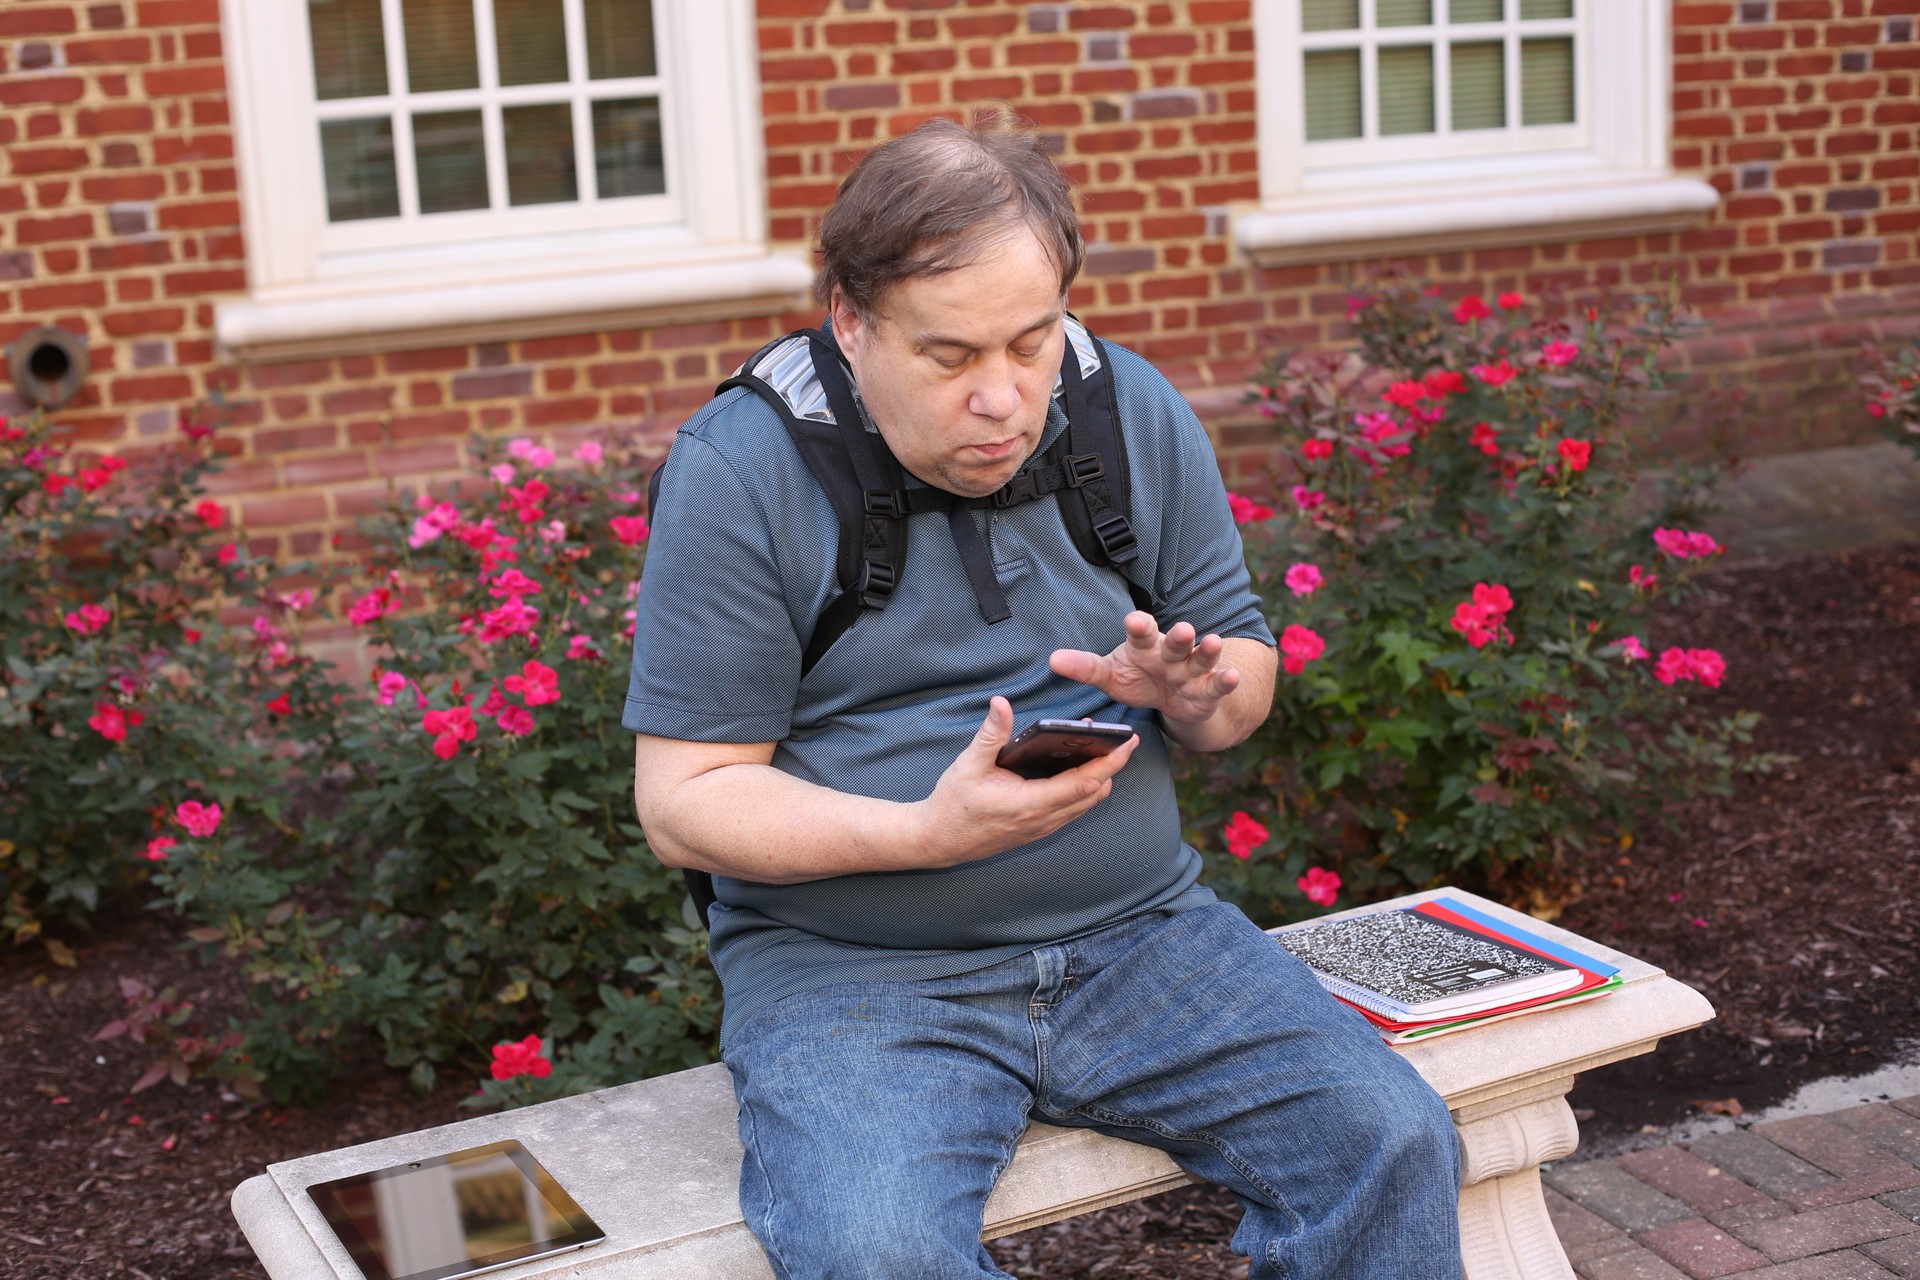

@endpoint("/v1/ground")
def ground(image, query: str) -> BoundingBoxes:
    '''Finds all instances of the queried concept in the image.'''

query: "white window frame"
[1239,0,1719,268]
[217,0,810,361]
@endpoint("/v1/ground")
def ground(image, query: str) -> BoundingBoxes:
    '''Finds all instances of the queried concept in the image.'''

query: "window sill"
[215,251,816,363]
[1234,174,1720,269]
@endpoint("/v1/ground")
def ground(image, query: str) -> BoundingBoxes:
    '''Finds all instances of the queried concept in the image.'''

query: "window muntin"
[1297,0,1585,172]
[304,0,670,250]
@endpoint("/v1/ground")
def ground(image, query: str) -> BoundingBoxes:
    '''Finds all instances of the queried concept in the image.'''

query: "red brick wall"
[1,0,1915,564]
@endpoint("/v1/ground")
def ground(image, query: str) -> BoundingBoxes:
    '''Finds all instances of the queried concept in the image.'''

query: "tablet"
[307,1139,606,1280]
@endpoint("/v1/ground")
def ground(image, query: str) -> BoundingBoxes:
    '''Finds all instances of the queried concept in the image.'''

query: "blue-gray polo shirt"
[623,337,1274,1045]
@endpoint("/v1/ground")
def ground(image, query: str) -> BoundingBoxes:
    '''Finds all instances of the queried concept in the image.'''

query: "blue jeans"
[722,901,1463,1279]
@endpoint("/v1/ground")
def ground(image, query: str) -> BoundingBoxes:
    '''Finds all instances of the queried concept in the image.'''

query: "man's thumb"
[972,696,1014,752]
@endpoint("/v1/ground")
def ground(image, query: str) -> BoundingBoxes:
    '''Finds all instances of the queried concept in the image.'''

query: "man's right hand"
[913,696,1138,866]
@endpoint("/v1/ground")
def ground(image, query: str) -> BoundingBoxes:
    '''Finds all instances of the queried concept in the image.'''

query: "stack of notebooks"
[1272,896,1621,1044]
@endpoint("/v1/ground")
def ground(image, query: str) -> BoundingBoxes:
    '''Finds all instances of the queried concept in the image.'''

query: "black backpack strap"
[1054,323,1161,615]
[711,329,912,675]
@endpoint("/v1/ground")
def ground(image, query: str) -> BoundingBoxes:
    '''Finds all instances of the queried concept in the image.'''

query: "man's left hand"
[1050,611,1240,725]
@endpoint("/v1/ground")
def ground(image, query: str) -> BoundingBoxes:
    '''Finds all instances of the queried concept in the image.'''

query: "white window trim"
[1238,0,1719,268]
[216,0,810,361]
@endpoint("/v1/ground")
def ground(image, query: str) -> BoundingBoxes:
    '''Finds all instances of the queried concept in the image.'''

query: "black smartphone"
[996,718,1136,779]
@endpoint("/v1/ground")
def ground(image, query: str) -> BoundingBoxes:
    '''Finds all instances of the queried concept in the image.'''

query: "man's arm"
[1050,613,1277,755]
[633,696,1138,884]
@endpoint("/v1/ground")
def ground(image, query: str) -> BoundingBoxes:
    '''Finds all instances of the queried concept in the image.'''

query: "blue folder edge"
[1424,895,1620,979]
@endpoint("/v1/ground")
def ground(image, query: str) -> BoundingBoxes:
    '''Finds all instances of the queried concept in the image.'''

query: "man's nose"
[968,355,1020,421]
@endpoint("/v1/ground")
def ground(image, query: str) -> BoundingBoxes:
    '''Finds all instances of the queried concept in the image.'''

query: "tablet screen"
[307,1140,605,1280]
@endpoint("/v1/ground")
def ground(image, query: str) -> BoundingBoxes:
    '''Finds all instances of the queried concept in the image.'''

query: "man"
[626,115,1461,1279]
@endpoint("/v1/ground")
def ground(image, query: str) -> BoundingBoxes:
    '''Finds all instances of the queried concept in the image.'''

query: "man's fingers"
[1049,647,1111,690]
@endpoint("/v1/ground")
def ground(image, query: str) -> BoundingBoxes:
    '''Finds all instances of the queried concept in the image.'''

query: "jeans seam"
[1066,1102,1306,1241]
[736,1092,795,1280]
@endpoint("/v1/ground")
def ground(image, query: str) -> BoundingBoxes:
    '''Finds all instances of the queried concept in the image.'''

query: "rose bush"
[0,407,343,976]
[1180,280,1781,925]
[164,433,718,1106]
[1862,341,1919,458]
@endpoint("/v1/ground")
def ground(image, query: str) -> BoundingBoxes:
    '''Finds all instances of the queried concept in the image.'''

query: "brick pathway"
[1543,1096,1920,1278]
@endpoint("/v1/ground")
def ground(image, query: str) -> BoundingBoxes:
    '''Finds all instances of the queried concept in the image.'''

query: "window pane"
[1303,49,1362,140]
[1451,0,1503,22]
[1521,37,1574,125]
[496,0,568,87]
[1520,0,1572,18]
[1302,0,1359,33]
[1450,41,1504,130]
[593,98,665,197]
[320,117,399,221]
[309,0,387,101]
[586,0,657,80]
[1376,0,1431,26]
[504,103,577,205]
[414,109,489,213]
[1378,45,1435,136]
[401,0,479,93]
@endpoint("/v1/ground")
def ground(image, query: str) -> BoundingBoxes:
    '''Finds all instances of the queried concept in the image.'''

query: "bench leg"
[1454,1088,1582,1280]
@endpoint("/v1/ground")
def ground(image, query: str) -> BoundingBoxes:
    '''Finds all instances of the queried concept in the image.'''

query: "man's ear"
[828,288,867,368]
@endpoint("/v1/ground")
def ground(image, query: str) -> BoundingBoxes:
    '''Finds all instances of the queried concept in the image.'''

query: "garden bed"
[2,543,1916,1280]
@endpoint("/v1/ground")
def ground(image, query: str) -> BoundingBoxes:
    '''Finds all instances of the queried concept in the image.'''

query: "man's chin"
[939,460,1025,499]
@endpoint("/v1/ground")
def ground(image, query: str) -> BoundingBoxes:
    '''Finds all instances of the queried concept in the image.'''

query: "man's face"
[831,226,1067,499]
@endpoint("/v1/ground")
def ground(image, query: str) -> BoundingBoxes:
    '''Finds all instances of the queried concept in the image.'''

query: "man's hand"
[913,696,1138,864]
[1049,612,1277,752]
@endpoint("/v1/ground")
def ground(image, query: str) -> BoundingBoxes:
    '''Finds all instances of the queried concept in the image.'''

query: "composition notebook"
[1274,902,1583,1020]
[1348,898,1622,1042]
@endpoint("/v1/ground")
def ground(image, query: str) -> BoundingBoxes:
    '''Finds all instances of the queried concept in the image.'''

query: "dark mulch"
[3,544,1916,1280]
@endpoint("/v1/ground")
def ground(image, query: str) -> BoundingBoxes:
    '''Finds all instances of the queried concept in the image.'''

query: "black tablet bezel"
[306,1139,606,1280]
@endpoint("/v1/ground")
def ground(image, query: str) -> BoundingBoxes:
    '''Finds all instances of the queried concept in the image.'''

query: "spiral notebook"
[1274,904,1583,1021]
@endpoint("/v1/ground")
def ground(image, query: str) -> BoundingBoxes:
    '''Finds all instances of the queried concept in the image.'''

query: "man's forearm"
[1160,637,1278,753]
[642,759,925,885]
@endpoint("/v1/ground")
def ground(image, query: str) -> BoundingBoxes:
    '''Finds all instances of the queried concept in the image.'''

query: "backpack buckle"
[1091,512,1138,563]
[864,490,902,518]
[1064,453,1105,488]
[858,558,896,607]
[990,472,1043,509]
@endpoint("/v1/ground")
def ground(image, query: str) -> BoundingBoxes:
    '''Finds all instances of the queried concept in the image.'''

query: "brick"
[1613,1150,1774,1217]
[1748,1253,1918,1279]
[1546,1186,1635,1264]
[156,198,241,230]
[1862,1231,1920,1277]
[452,369,534,401]
[1791,1165,1920,1212]
[0,76,87,108]
[100,307,185,336]
[142,64,229,97]
[1083,245,1155,276]
[1759,1116,1917,1181]
[15,213,96,245]
[822,82,899,110]
[1546,1163,1697,1234]
[1727,1199,1916,1261]
[136,0,222,21]
[1577,1244,1690,1279]
[1634,1216,1771,1279]
[9,147,91,176]
[1827,1106,1920,1166]
[1883,1190,1920,1225]
[0,7,78,36]
[1689,1134,1836,1199]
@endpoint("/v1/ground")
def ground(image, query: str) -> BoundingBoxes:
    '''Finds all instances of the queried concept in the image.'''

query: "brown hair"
[815,109,1084,320]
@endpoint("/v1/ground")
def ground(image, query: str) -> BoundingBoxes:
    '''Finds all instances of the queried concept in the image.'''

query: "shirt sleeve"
[1110,345,1276,647]
[621,425,807,743]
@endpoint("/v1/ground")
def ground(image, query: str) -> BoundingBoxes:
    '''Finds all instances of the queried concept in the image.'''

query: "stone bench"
[232,888,1713,1279]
